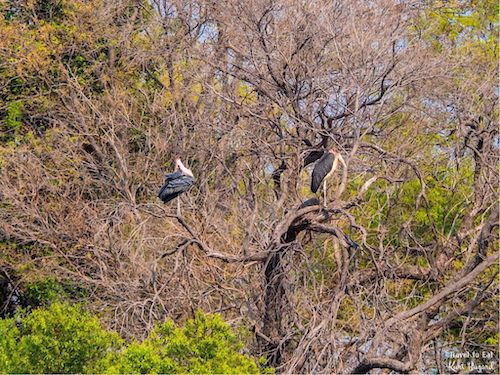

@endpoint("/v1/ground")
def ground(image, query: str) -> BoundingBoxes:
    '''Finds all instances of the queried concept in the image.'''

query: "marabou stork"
[311,149,346,205]
[158,158,194,214]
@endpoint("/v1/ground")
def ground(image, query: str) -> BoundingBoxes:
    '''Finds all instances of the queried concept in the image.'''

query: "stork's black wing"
[158,175,194,203]
[311,152,334,193]
[298,197,320,209]
[163,170,183,183]
[303,150,325,167]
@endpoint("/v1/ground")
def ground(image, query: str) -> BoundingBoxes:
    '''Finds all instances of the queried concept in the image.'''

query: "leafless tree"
[0,0,497,373]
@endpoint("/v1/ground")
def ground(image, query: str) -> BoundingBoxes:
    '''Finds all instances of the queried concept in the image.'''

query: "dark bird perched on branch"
[311,149,346,205]
[302,137,329,168]
[303,150,325,168]
[158,158,194,214]
[298,197,320,209]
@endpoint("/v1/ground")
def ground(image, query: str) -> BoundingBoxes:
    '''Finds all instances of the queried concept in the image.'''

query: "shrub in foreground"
[0,303,122,374]
[95,312,261,374]
[0,303,265,374]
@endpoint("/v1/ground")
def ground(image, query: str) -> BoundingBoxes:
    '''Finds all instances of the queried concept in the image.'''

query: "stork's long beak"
[176,159,186,170]
[174,160,180,171]
[176,159,194,177]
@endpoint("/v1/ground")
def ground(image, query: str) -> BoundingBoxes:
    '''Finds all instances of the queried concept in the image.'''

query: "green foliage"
[4,101,23,131]
[0,302,123,374]
[0,318,19,372]
[351,161,472,249]
[23,278,66,307]
[484,332,499,346]
[0,0,148,142]
[23,277,89,308]
[96,311,263,374]
[1,100,24,143]
[0,304,266,374]
[420,0,498,60]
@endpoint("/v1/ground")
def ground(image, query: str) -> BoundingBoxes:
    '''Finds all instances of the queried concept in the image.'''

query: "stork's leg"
[323,180,327,207]
[177,198,181,216]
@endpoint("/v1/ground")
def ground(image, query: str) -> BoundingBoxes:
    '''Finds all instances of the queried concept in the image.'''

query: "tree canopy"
[0,0,497,373]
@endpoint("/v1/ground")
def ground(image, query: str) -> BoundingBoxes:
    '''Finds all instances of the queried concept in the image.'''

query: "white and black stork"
[311,148,345,205]
[158,158,194,214]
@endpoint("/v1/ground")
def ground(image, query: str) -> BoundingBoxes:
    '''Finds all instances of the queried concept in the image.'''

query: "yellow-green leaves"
[0,304,267,374]
[95,311,264,374]
[0,303,123,374]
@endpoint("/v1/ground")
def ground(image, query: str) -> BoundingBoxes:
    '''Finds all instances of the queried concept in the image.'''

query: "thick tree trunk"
[261,217,307,367]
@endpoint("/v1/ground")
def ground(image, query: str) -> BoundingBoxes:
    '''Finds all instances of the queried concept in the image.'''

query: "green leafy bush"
[23,278,67,307]
[0,302,123,374]
[24,277,89,307]
[0,303,266,374]
[5,101,23,132]
[95,311,262,374]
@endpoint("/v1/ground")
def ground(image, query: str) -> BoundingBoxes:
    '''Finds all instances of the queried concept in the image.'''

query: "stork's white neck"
[337,153,346,168]
[176,159,193,177]
[331,155,339,175]
[326,153,344,179]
